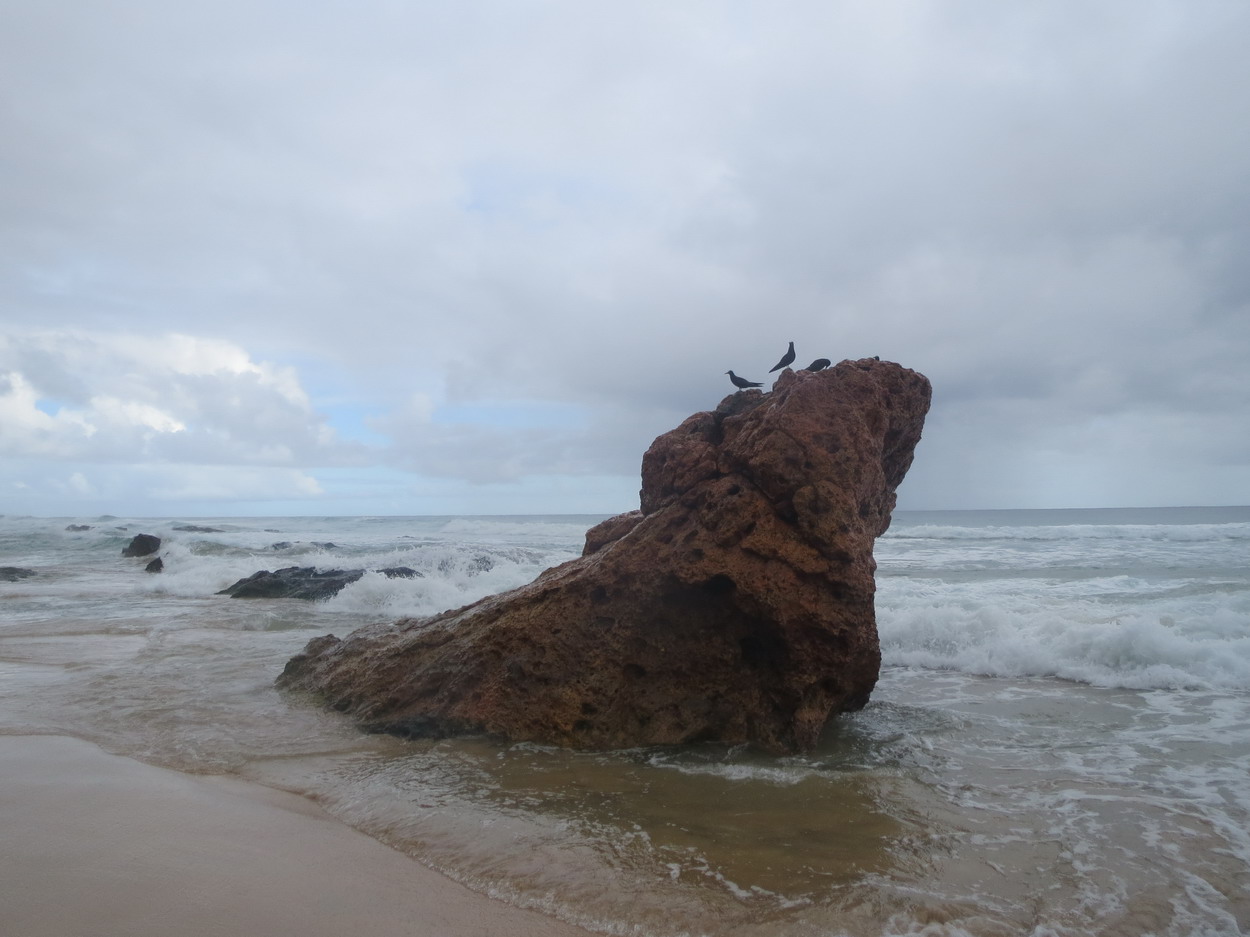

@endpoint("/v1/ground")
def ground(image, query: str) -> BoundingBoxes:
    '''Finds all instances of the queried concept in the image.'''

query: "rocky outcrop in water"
[1,566,36,582]
[219,565,421,600]
[122,534,161,557]
[279,359,931,753]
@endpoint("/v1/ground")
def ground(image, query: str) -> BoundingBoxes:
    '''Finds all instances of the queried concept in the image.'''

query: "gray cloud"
[2,0,1247,513]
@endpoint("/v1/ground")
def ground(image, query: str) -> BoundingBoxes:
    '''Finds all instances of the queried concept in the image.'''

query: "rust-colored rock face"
[279,359,931,753]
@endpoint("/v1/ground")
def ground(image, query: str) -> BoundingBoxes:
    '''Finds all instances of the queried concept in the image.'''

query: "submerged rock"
[378,566,423,580]
[121,534,161,557]
[279,359,931,753]
[1,566,35,582]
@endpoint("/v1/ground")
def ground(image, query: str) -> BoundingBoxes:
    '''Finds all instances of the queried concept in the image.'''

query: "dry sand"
[0,734,592,937]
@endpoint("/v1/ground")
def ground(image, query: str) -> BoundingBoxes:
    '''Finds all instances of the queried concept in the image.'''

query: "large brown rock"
[279,359,931,753]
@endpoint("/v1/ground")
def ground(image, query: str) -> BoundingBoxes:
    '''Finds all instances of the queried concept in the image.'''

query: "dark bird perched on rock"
[769,341,796,372]
[725,370,762,390]
[806,358,831,371]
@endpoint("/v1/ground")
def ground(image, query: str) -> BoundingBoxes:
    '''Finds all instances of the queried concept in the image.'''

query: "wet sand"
[0,734,592,937]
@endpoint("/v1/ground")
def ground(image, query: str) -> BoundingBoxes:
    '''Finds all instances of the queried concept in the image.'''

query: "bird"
[769,341,796,372]
[806,358,831,372]
[725,370,762,390]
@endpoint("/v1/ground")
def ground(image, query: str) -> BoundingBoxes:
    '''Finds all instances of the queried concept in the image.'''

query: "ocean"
[2,507,1248,936]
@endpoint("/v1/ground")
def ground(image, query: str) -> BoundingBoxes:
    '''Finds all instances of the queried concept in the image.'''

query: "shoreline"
[0,734,593,937]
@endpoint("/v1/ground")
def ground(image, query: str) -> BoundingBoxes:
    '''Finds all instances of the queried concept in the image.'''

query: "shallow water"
[1,509,1248,935]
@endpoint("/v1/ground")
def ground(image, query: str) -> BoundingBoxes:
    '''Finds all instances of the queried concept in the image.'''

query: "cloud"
[1,1,1248,513]
[0,330,360,466]
[0,460,327,515]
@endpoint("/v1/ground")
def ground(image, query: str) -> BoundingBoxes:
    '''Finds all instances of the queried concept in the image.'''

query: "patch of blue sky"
[432,400,588,429]
[34,398,65,416]
[317,399,392,445]
[281,354,405,447]
[459,159,627,225]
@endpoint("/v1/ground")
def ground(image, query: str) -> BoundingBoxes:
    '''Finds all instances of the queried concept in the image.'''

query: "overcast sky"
[2,1,1248,517]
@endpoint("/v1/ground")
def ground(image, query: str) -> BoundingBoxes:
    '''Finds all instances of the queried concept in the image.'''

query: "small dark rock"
[65,524,92,532]
[1,566,36,582]
[122,534,162,557]
[270,541,293,550]
[173,525,223,533]
[145,558,164,573]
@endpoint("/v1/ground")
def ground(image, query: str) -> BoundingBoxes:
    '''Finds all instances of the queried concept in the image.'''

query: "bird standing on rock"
[769,341,796,372]
[725,370,762,390]
[806,358,831,372]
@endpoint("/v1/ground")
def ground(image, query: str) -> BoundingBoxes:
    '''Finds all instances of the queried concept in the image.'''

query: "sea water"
[1,508,1247,936]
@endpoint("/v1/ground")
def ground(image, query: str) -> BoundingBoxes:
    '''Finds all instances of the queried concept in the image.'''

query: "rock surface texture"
[279,360,931,753]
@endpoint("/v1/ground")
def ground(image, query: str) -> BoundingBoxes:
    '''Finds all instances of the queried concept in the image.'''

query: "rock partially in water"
[121,534,161,557]
[280,359,931,753]
[220,567,362,600]
[145,558,164,573]
[220,565,421,600]
[1,566,36,582]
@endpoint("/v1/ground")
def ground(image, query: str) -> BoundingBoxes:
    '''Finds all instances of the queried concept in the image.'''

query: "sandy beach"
[0,734,591,937]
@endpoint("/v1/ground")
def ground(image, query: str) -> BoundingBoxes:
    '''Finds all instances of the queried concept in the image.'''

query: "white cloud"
[0,330,358,467]
[0,461,327,515]
[66,472,92,495]
[147,466,325,501]
[89,396,186,434]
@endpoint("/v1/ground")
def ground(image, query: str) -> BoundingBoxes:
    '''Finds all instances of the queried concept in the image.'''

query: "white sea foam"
[887,522,1250,543]
[878,584,1250,690]
[877,511,1250,691]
